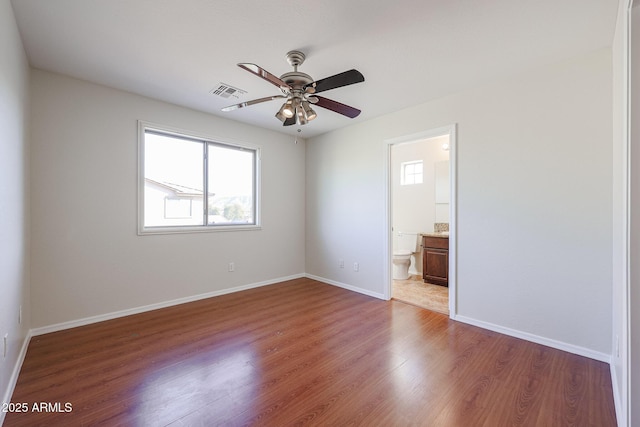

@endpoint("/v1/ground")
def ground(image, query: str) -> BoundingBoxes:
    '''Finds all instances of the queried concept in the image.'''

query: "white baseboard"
[455,315,611,363]
[1,329,32,425]
[31,274,305,336]
[304,274,386,300]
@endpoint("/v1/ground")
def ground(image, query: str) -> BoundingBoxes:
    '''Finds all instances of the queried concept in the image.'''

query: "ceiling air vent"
[210,83,247,100]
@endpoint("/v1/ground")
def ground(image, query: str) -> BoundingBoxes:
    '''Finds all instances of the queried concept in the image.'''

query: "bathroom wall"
[392,135,449,234]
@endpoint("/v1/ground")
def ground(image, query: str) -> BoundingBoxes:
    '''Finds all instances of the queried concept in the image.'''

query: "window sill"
[138,224,261,236]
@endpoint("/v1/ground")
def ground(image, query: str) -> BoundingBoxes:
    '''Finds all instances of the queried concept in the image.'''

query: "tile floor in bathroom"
[392,275,449,315]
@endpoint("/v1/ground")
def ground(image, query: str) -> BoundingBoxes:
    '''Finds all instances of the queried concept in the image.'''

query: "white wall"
[392,136,449,235]
[0,0,31,418]
[29,70,306,328]
[307,48,613,357]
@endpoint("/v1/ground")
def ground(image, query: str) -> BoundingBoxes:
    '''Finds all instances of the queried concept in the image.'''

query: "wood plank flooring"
[4,278,616,426]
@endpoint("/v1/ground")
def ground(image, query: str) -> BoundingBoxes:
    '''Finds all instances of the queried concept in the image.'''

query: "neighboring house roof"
[144,178,205,198]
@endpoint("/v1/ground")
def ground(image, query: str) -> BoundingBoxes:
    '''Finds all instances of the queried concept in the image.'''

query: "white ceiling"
[10,0,618,138]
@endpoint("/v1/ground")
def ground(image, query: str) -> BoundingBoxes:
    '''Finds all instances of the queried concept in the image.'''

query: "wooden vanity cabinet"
[422,235,449,287]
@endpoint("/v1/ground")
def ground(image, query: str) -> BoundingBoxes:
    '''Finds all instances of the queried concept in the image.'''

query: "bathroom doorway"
[384,125,456,316]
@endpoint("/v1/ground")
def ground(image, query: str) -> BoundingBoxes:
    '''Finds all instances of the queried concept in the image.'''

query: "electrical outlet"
[3,333,7,359]
[228,262,235,272]
[353,262,359,272]
[339,259,344,268]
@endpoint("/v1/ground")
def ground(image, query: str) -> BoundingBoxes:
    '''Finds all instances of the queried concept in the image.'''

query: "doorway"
[383,125,457,317]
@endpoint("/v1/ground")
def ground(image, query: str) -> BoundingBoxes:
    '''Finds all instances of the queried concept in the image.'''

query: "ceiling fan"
[221,50,364,126]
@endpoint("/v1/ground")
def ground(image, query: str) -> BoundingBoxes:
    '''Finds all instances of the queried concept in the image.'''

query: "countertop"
[420,232,449,239]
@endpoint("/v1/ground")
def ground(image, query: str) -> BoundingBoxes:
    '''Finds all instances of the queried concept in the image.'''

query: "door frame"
[624,1,636,424]
[382,124,458,318]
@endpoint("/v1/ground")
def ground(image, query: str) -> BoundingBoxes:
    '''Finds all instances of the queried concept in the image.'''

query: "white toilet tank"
[394,231,419,254]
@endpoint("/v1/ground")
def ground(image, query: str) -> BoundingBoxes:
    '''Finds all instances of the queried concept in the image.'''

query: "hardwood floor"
[5,278,616,426]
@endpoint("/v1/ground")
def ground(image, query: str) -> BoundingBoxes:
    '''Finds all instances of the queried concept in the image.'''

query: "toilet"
[393,232,419,280]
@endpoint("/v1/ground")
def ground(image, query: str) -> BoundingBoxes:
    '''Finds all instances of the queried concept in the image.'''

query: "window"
[138,122,260,234]
[401,160,423,185]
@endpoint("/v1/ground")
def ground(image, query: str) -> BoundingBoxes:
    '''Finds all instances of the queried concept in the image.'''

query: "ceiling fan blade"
[283,116,296,126]
[314,96,361,118]
[238,63,291,92]
[305,69,364,94]
[221,95,286,112]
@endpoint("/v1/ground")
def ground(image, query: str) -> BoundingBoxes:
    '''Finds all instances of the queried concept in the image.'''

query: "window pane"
[414,162,423,184]
[144,132,204,227]
[207,144,254,225]
[401,160,423,186]
[164,198,193,219]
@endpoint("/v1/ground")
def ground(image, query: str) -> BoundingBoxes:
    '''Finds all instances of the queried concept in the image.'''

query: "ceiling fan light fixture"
[302,101,317,121]
[290,98,308,125]
[275,109,286,122]
[297,107,308,125]
[275,102,288,121]
[282,100,295,118]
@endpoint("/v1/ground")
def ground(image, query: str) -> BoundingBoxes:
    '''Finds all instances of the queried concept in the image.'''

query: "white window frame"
[400,160,423,185]
[137,121,261,235]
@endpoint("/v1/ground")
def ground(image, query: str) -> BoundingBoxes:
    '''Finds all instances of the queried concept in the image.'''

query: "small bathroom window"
[401,160,423,185]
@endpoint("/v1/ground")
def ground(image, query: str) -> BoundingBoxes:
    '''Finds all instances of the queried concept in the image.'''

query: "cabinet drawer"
[422,236,449,249]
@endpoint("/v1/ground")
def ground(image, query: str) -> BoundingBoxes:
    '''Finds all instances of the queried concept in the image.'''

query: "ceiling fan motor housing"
[280,71,313,95]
